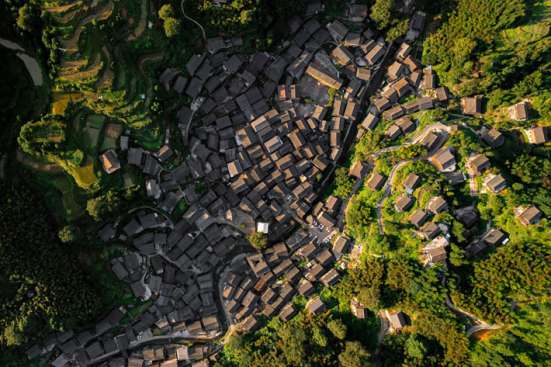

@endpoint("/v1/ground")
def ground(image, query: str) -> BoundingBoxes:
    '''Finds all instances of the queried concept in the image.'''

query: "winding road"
[445,295,502,337]
[368,122,454,234]
[180,0,206,43]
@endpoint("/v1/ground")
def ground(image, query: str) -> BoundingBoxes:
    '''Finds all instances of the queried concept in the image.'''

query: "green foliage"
[163,17,181,38]
[470,303,551,366]
[327,318,348,340]
[338,341,372,367]
[333,167,354,199]
[58,225,80,243]
[0,182,101,348]
[16,4,35,31]
[247,231,268,250]
[415,312,470,365]
[371,0,394,30]
[510,154,551,185]
[457,241,551,323]
[158,4,174,19]
[386,19,409,42]
[421,0,551,103]
[86,190,121,221]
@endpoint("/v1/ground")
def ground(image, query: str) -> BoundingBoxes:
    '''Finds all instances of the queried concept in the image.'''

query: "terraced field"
[24,0,164,195]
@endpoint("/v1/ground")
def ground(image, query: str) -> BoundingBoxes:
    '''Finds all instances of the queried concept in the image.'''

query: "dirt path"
[96,46,114,89]
[445,295,502,337]
[16,149,63,173]
[0,38,44,86]
[180,0,206,43]
[16,53,44,86]
[127,0,149,41]
[375,160,411,234]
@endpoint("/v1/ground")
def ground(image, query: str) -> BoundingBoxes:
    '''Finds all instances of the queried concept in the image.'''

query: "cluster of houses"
[34,0,548,365]
[221,228,352,332]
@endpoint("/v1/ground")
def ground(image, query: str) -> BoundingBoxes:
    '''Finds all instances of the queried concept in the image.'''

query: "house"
[509,101,529,121]
[347,4,368,22]
[361,112,379,130]
[396,116,415,134]
[482,228,508,246]
[383,105,405,121]
[387,61,404,81]
[402,173,421,194]
[298,279,314,297]
[481,127,505,148]
[396,43,411,60]
[279,304,298,322]
[446,171,466,185]
[461,95,483,115]
[385,124,402,140]
[331,46,354,66]
[356,67,371,81]
[100,149,121,174]
[157,145,174,162]
[320,268,340,287]
[455,206,479,228]
[395,194,414,212]
[525,126,548,144]
[367,172,386,191]
[419,222,441,240]
[420,131,440,151]
[421,67,435,90]
[257,222,270,234]
[427,196,448,214]
[409,209,430,228]
[431,148,456,172]
[407,11,426,40]
[366,42,385,65]
[333,235,352,258]
[435,86,450,102]
[421,236,449,266]
[515,206,542,225]
[466,154,490,176]
[349,161,369,179]
[350,299,367,319]
[326,20,348,42]
[306,296,326,315]
[305,65,343,89]
[386,311,408,332]
[484,174,507,193]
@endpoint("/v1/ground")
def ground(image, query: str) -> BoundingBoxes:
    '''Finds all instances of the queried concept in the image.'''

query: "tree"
[405,334,428,361]
[312,325,328,347]
[163,17,181,38]
[158,4,175,19]
[86,191,120,221]
[371,0,394,30]
[16,4,35,31]
[334,167,354,199]
[58,225,79,243]
[338,341,372,367]
[449,244,467,267]
[247,231,268,250]
[327,318,348,340]
[386,19,409,42]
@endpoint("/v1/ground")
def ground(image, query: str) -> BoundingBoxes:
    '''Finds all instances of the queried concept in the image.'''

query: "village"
[20,1,549,367]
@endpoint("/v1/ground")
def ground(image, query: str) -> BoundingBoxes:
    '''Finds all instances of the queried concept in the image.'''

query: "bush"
[247,231,268,249]
[58,225,80,243]
[163,17,181,38]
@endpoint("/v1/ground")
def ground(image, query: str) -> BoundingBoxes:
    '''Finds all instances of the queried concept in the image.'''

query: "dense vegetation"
[0,181,102,347]
[423,0,551,112]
